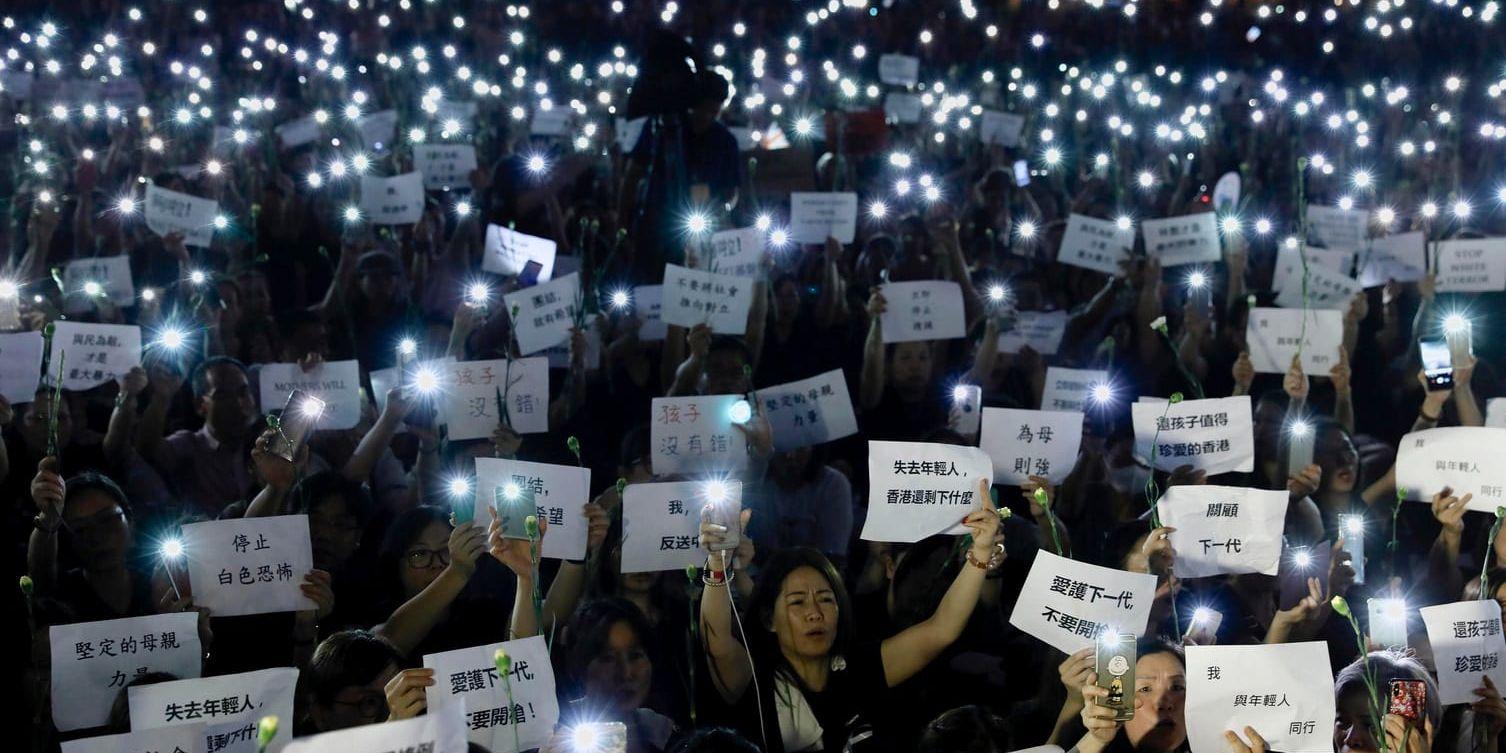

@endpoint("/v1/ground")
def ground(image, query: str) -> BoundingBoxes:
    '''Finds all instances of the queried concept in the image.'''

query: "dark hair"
[293,471,375,529]
[107,671,180,732]
[890,536,959,630]
[619,424,651,471]
[65,471,133,519]
[1105,519,1154,571]
[707,335,753,367]
[748,548,855,675]
[277,308,327,341]
[918,705,1014,753]
[190,356,249,399]
[694,70,730,107]
[1336,651,1441,732]
[562,598,655,690]
[305,630,401,705]
[378,506,451,596]
[1136,637,1185,667]
[668,728,761,753]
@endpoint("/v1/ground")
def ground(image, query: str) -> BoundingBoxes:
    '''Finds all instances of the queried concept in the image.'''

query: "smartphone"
[949,384,983,437]
[1339,514,1366,585]
[452,482,476,526]
[566,722,627,753]
[267,390,325,461]
[1368,598,1409,649]
[1388,680,1427,724]
[1278,543,1332,610]
[518,260,544,288]
[1419,338,1455,390]
[1095,631,1136,722]
[702,484,741,552]
[1286,419,1316,476]
[1013,159,1031,187]
[494,483,536,540]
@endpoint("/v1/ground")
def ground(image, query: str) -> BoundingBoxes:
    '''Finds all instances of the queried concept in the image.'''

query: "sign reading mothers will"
[1245,308,1344,375]
[443,358,550,439]
[979,408,1084,485]
[0,331,44,404]
[502,272,581,355]
[1041,367,1110,412]
[758,370,859,451]
[474,457,590,561]
[145,184,219,248]
[48,321,142,391]
[1157,485,1288,578]
[414,144,480,190]
[1058,214,1135,275]
[650,395,751,475]
[129,668,298,753]
[257,360,362,431]
[879,281,966,343]
[1420,600,1506,705]
[1009,551,1158,654]
[1185,643,1335,753]
[861,440,993,543]
[620,480,739,573]
[50,612,201,732]
[789,192,858,244]
[1131,396,1255,475]
[1142,214,1221,267]
[422,636,559,753]
[1397,427,1506,511]
[180,515,316,617]
[661,264,755,335]
[483,225,557,282]
[282,704,466,753]
[359,172,425,225]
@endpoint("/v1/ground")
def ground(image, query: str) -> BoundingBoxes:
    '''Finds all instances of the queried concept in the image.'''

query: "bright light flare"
[728,399,753,425]
[161,539,185,559]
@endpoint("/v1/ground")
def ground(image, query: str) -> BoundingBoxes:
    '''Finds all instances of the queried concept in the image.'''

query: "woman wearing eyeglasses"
[27,462,153,621]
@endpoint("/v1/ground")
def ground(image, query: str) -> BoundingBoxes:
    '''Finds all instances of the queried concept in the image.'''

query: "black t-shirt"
[54,567,156,623]
[736,641,887,753]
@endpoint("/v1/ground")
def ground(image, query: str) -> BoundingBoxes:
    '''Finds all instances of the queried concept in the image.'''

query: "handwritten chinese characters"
[1010,551,1158,654]
[650,395,750,476]
[50,612,202,732]
[180,515,316,617]
[422,635,559,753]
[862,440,993,543]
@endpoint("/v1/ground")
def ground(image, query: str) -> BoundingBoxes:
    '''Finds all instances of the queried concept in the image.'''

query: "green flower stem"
[495,649,523,753]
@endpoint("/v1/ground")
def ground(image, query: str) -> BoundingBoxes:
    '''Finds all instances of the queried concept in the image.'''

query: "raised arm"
[104,368,148,464]
[698,510,754,703]
[374,521,486,657]
[860,290,887,411]
[880,480,1000,687]
[344,389,410,482]
[667,323,711,397]
[135,365,185,476]
[25,457,65,593]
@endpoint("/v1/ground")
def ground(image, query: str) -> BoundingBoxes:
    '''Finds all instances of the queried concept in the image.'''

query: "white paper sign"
[1041,367,1109,412]
[633,285,667,341]
[879,281,966,343]
[503,273,581,355]
[620,480,735,573]
[1306,205,1370,253]
[422,635,560,753]
[661,265,755,335]
[1397,427,1506,511]
[0,331,44,404]
[274,116,321,148]
[1244,308,1344,375]
[1436,238,1506,293]
[706,227,765,279]
[1212,172,1241,214]
[979,408,1084,485]
[62,724,206,753]
[1158,485,1287,578]
[0,69,36,99]
[1058,215,1134,275]
[878,54,920,86]
[758,370,859,451]
[1132,396,1255,475]
[475,457,590,561]
[483,225,558,282]
[180,515,317,617]
[282,704,466,753]
[359,173,424,225]
[997,310,1069,355]
[1420,600,1506,705]
[414,144,479,190]
[861,440,994,543]
[130,668,298,753]
[356,109,398,150]
[1488,398,1506,429]
[145,184,219,248]
[257,360,362,431]
[443,358,550,438]
[1008,551,1158,654]
[48,321,142,391]
[650,394,751,476]
[530,108,571,136]
[50,613,202,732]
[1185,643,1335,753]
[884,93,923,124]
[1274,257,1361,310]
[980,110,1027,147]
[63,256,136,311]
[615,117,647,150]
[1272,244,1357,293]
[1142,214,1222,267]
[1357,232,1427,287]
[789,192,858,244]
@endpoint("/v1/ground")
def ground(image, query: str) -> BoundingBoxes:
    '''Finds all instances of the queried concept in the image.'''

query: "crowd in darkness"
[4,0,1506,752]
